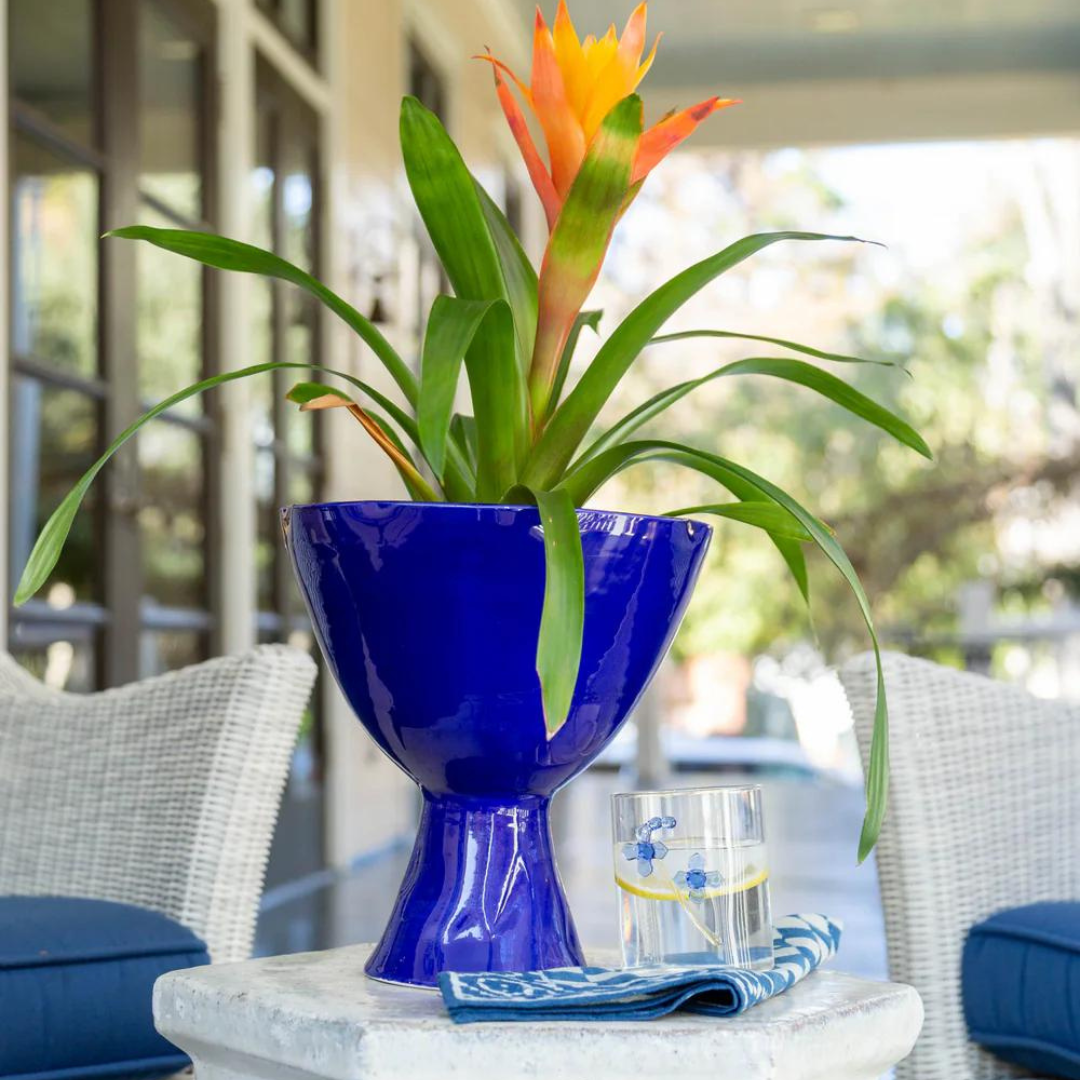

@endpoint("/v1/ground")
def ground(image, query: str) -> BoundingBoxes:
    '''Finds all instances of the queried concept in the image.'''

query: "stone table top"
[154,945,923,1080]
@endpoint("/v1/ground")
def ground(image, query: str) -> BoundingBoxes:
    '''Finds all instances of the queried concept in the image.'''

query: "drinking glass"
[612,786,773,970]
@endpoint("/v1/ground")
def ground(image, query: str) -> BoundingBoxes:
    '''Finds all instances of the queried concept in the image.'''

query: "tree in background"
[584,140,1080,696]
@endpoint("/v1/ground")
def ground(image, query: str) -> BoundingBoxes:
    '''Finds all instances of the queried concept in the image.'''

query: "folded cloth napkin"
[438,914,841,1024]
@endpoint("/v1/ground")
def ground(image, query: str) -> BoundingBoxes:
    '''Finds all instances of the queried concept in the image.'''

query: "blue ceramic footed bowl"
[284,501,711,986]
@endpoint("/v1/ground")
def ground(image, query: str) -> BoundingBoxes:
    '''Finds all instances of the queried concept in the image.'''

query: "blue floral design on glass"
[622,815,677,878]
[674,852,723,902]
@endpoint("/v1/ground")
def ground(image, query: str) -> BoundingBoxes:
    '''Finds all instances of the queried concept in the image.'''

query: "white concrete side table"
[154,945,923,1080]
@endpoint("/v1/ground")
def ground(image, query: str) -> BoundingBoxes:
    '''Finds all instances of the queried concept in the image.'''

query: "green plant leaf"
[720,357,931,457]
[650,329,906,371]
[289,385,441,502]
[557,437,888,860]
[366,409,440,503]
[107,226,418,405]
[286,382,350,405]
[523,231,875,488]
[418,297,474,479]
[547,309,603,423]
[665,502,812,541]
[475,179,538,371]
[775,536,811,606]
[374,399,474,503]
[451,414,478,473]
[529,96,641,423]
[508,485,585,738]
[14,359,436,608]
[462,297,526,501]
[658,451,813,607]
[420,296,519,481]
[401,97,505,303]
[400,97,528,494]
[574,355,930,468]
[418,296,521,500]
[282,377,474,500]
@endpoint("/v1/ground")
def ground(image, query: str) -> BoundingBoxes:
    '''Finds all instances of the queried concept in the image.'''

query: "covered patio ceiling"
[504,0,1080,146]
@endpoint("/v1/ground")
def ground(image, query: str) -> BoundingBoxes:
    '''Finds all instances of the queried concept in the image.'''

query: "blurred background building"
[3,0,1079,962]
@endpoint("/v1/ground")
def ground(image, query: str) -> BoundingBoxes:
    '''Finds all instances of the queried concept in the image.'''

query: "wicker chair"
[841,651,1080,1080]
[0,644,317,963]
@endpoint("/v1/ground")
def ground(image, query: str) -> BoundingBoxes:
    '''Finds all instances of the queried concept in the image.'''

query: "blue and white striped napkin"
[438,913,842,1024]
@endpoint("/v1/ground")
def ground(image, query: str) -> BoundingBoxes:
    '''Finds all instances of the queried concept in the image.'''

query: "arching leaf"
[558,437,888,860]
[523,231,876,488]
[15,359,436,607]
[665,502,812,541]
[575,355,930,468]
[506,484,585,738]
[107,226,418,405]
[419,297,523,484]
[650,329,905,371]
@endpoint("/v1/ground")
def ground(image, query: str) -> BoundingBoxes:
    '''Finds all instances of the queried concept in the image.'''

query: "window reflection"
[251,114,277,439]
[250,278,277,440]
[284,292,316,457]
[138,0,203,219]
[9,625,98,692]
[282,167,314,271]
[137,207,204,410]
[9,0,215,688]
[255,448,278,610]
[9,377,99,603]
[10,0,94,145]
[138,422,206,609]
[281,137,317,454]
[285,471,316,614]
[140,630,206,677]
[257,0,318,59]
[12,136,99,376]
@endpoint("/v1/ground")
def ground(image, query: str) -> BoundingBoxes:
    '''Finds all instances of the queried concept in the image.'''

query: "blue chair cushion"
[0,895,210,1080]
[962,901,1080,1080]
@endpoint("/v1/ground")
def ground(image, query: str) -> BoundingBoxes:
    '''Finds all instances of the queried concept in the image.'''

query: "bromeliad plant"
[13,1,930,861]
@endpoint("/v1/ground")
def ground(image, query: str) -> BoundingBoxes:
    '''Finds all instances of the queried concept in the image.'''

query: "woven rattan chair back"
[0,645,316,962]
[841,651,1080,1080]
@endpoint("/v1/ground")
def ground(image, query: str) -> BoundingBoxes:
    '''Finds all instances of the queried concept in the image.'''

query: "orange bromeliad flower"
[481,1,739,230]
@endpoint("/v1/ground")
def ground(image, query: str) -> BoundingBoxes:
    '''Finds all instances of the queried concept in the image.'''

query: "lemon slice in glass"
[614,859,769,902]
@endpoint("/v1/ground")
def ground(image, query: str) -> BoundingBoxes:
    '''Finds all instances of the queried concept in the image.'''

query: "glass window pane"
[137,205,203,410]
[8,377,99,603]
[10,0,94,145]
[251,113,277,439]
[140,629,206,677]
[252,112,276,249]
[8,623,98,692]
[257,0,317,57]
[281,0,316,54]
[139,0,203,219]
[282,152,315,273]
[255,448,277,611]
[409,40,445,119]
[285,470,316,614]
[284,293,316,456]
[138,421,206,608]
[288,468,315,507]
[257,616,283,646]
[251,279,276,442]
[11,135,99,376]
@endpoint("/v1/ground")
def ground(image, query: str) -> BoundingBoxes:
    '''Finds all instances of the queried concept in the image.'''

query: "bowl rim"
[284,499,712,531]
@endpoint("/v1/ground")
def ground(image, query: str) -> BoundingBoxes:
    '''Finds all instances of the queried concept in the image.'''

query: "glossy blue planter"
[284,501,711,987]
